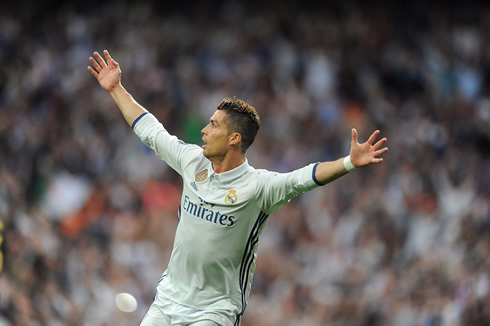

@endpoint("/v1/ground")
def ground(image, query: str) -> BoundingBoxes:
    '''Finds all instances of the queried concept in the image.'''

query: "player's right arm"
[88,50,199,175]
[88,50,146,126]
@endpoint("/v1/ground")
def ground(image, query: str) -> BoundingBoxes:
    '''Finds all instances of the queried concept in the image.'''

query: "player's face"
[201,110,230,160]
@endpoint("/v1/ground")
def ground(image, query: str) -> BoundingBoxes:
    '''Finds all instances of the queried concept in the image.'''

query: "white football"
[115,292,138,313]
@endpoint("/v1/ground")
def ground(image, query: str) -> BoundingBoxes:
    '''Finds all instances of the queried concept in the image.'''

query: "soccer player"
[88,50,388,326]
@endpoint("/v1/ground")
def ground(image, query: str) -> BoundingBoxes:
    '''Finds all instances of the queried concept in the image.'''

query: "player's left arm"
[314,128,388,185]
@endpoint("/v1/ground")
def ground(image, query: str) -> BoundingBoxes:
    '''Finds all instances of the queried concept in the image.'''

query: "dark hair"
[217,97,260,154]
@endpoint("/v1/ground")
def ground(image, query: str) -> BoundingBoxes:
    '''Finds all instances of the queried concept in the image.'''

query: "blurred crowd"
[1,0,490,325]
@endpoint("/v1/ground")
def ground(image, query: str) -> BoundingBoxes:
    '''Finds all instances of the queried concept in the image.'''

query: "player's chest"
[184,168,256,210]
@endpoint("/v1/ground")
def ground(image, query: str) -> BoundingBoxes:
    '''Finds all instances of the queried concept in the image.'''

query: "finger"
[87,66,98,78]
[94,51,107,68]
[351,128,358,144]
[366,130,380,145]
[104,49,112,62]
[103,49,113,65]
[104,49,118,67]
[371,158,384,163]
[374,147,388,157]
[89,57,102,72]
[373,137,387,150]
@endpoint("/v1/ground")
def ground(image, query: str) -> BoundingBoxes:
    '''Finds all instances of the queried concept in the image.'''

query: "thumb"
[351,128,358,144]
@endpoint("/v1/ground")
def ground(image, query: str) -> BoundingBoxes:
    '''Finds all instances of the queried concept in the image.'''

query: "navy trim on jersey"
[234,314,241,326]
[312,162,324,186]
[132,112,149,130]
[238,211,269,315]
[157,273,166,286]
[141,273,167,324]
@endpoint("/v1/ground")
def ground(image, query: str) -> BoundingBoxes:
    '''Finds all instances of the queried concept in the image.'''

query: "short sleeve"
[255,163,321,214]
[132,113,202,175]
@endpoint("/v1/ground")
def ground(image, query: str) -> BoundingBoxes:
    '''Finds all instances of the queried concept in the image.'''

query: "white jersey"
[133,113,321,320]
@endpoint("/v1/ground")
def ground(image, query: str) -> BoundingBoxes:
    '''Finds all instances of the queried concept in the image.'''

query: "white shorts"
[140,288,238,326]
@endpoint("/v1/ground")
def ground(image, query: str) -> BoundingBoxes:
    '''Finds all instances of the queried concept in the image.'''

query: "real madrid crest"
[195,169,208,182]
[225,189,238,205]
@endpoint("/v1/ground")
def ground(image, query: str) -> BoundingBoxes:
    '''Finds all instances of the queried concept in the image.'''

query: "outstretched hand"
[87,50,121,93]
[350,128,388,168]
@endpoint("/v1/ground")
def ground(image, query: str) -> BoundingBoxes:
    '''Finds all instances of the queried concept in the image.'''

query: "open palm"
[87,50,121,92]
[350,128,388,168]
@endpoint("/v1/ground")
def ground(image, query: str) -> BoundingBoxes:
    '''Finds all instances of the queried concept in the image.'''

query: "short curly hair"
[217,97,260,154]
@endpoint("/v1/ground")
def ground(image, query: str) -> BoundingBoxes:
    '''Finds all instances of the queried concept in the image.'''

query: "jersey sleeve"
[256,162,323,215]
[132,113,201,176]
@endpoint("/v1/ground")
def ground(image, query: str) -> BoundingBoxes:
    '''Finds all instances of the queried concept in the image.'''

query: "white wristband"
[343,155,357,172]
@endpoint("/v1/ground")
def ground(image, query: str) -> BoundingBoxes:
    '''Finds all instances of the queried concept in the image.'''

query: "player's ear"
[229,132,241,146]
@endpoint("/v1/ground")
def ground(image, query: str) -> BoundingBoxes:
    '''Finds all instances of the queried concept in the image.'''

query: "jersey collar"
[208,159,250,184]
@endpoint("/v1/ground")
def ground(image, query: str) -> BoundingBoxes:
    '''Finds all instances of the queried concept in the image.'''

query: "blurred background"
[1,0,490,325]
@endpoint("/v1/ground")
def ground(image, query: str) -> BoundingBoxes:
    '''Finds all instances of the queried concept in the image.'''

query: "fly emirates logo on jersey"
[183,195,236,227]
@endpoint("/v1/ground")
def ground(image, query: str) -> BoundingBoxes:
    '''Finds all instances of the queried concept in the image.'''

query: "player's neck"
[211,152,246,174]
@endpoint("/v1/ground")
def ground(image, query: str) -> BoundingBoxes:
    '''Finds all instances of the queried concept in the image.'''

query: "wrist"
[109,83,124,94]
[343,155,357,172]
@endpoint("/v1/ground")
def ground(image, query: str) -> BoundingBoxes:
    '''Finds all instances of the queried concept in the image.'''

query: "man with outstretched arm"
[88,50,388,326]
